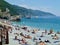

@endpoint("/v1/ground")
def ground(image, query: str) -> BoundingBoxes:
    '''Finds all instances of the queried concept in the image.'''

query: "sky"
[5,0,60,16]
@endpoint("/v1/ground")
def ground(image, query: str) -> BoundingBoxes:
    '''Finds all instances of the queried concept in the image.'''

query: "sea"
[12,16,60,32]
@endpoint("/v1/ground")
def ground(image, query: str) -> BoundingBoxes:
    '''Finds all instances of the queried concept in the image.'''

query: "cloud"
[19,4,39,10]
[19,4,30,9]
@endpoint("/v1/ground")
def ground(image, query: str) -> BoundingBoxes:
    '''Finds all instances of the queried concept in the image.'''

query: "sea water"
[12,16,60,32]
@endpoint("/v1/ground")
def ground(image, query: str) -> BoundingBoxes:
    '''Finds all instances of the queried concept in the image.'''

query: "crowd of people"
[8,25,60,45]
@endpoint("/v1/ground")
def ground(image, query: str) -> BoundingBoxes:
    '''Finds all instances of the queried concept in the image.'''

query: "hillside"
[12,5,56,17]
[0,0,56,17]
[0,0,19,15]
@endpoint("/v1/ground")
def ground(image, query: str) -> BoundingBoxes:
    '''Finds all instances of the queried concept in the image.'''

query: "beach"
[0,17,60,45]
[3,23,60,45]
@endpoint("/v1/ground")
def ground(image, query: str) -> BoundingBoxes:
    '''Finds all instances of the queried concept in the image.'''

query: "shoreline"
[12,22,60,32]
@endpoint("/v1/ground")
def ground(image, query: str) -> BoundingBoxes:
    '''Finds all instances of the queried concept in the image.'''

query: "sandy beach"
[5,23,60,45]
[0,20,60,45]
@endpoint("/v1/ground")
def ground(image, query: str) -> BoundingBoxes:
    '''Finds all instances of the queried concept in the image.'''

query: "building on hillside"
[0,8,11,19]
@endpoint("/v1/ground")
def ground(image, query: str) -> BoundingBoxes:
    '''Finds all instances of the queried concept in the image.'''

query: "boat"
[26,16,31,19]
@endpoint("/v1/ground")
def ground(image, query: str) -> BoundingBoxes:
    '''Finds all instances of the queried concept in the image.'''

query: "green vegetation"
[0,0,19,15]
